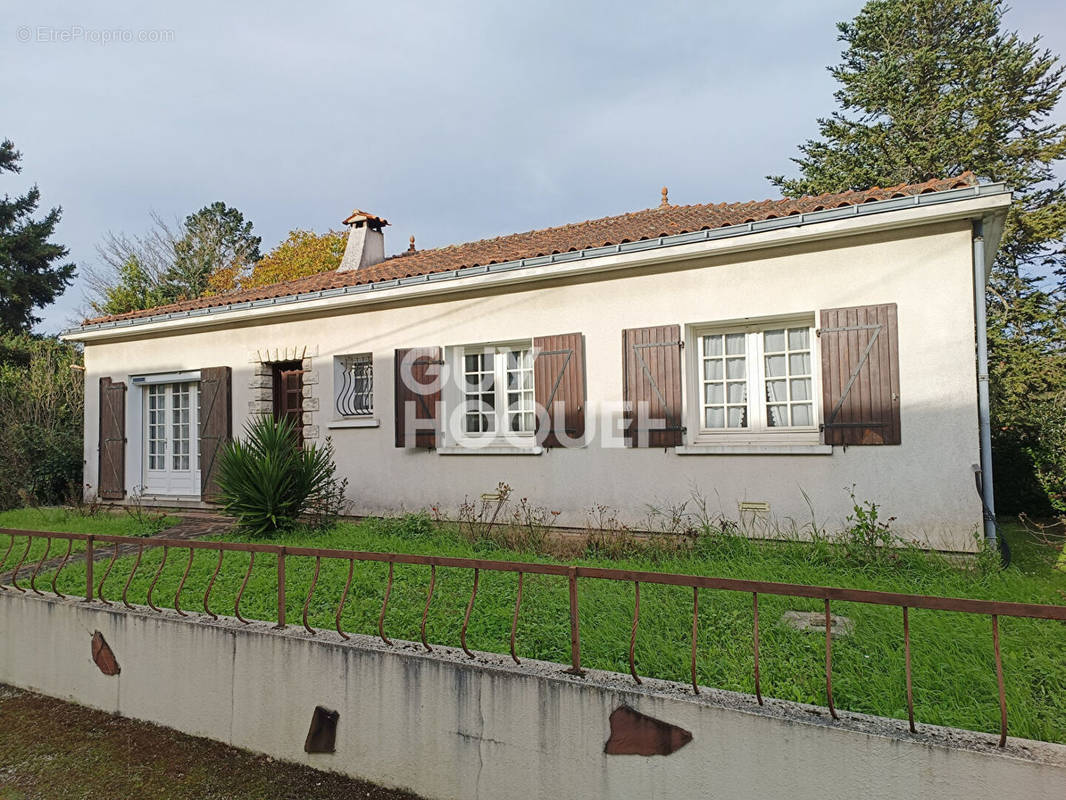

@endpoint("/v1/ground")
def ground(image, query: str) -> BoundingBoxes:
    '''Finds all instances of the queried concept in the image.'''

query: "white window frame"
[685,314,821,446]
[126,371,203,499]
[445,339,536,448]
[138,380,201,496]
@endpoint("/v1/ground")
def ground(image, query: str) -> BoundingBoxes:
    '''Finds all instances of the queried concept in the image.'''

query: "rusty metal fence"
[3,528,1065,747]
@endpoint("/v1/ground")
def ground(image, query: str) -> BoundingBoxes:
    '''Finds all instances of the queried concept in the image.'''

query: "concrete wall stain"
[304,705,339,753]
[90,630,120,676]
[604,705,692,756]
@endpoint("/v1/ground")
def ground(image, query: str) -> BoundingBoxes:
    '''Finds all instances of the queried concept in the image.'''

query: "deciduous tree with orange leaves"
[208,229,346,293]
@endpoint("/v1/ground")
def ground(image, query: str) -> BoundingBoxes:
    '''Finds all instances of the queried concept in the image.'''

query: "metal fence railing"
[3,527,1065,747]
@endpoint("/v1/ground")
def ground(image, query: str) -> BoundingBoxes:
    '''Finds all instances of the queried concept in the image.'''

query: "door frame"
[127,370,202,500]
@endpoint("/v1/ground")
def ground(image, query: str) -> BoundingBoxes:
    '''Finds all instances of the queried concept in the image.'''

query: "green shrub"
[0,333,84,509]
[1026,394,1066,514]
[992,391,1066,517]
[839,486,899,563]
[374,512,435,539]
[216,415,346,536]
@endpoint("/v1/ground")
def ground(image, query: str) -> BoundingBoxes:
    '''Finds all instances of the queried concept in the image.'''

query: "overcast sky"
[4,0,1064,334]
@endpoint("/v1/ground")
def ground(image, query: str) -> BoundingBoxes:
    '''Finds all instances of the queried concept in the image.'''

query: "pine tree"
[86,204,261,316]
[771,0,1066,514]
[162,202,261,301]
[0,140,76,331]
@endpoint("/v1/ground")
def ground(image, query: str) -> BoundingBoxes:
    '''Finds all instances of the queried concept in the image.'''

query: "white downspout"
[972,221,997,544]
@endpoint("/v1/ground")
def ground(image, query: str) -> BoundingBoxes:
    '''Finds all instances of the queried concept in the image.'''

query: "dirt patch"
[0,685,422,800]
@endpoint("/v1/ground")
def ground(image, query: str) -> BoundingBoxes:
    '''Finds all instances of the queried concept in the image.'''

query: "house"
[63,175,1011,552]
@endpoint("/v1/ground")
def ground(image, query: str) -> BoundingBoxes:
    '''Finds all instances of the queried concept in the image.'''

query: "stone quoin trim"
[247,345,321,441]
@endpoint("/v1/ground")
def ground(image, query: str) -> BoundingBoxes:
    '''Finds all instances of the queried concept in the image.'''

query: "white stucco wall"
[80,220,983,550]
[2,593,1063,800]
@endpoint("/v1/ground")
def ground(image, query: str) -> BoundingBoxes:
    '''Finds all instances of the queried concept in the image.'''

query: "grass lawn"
[0,685,421,800]
[0,507,178,567]
[26,515,1066,745]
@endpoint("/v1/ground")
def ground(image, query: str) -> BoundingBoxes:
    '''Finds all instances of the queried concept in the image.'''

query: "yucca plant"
[216,414,345,536]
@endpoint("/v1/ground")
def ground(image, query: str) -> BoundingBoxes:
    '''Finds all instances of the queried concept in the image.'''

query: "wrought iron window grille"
[336,354,373,417]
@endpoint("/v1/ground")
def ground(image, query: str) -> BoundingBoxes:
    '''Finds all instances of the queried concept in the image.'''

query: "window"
[693,319,818,438]
[461,344,534,436]
[334,354,373,417]
[141,381,200,496]
[763,327,814,427]
[699,332,749,429]
[273,361,304,446]
[171,382,192,470]
[145,383,197,473]
[147,384,166,470]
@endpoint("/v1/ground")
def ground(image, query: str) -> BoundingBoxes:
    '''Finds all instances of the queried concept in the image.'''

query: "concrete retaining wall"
[2,592,1063,800]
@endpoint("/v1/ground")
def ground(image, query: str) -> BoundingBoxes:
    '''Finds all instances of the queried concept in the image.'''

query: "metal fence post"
[275,547,286,629]
[85,536,94,601]
[565,565,584,675]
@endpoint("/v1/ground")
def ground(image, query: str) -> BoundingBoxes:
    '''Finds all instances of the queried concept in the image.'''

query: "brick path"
[0,512,234,585]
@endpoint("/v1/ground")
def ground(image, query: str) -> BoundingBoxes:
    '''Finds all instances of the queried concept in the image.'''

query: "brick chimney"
[338,210,388,272]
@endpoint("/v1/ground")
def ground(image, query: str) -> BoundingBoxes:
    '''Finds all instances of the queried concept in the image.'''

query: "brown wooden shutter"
[819,303,901,446]
[394,347,442,448]
[198,366,232,500]
[98,377,126,500]
[533,332,586,447]
[622,325,684,447]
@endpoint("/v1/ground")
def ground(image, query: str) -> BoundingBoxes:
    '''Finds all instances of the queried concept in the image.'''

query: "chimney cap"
[342,209,390,227]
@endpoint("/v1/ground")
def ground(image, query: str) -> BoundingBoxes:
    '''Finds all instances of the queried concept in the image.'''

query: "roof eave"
[63,183,1012,343]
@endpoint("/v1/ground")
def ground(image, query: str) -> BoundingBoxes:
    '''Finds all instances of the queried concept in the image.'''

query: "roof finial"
[660,186,669,208]
[408,234,416,252]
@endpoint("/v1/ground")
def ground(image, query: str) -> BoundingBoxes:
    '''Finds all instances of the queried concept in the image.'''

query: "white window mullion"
[749,331,766,433]
[493,351,505,433]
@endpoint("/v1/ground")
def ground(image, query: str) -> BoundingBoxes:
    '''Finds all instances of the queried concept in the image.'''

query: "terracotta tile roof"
[341,209,389,227]
[81,174,976,326]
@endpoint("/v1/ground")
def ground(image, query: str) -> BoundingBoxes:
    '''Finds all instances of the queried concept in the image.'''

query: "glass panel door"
[142,382,200,496]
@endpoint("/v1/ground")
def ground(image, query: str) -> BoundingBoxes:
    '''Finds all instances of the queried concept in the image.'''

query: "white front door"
[142,381,200,496]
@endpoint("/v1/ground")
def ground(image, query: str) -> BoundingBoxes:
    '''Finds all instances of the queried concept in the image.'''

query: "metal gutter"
[972,221,997,544]
[64,182,1011,338]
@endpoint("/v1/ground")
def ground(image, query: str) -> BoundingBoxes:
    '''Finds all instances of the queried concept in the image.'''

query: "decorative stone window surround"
[247,345,320,442]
